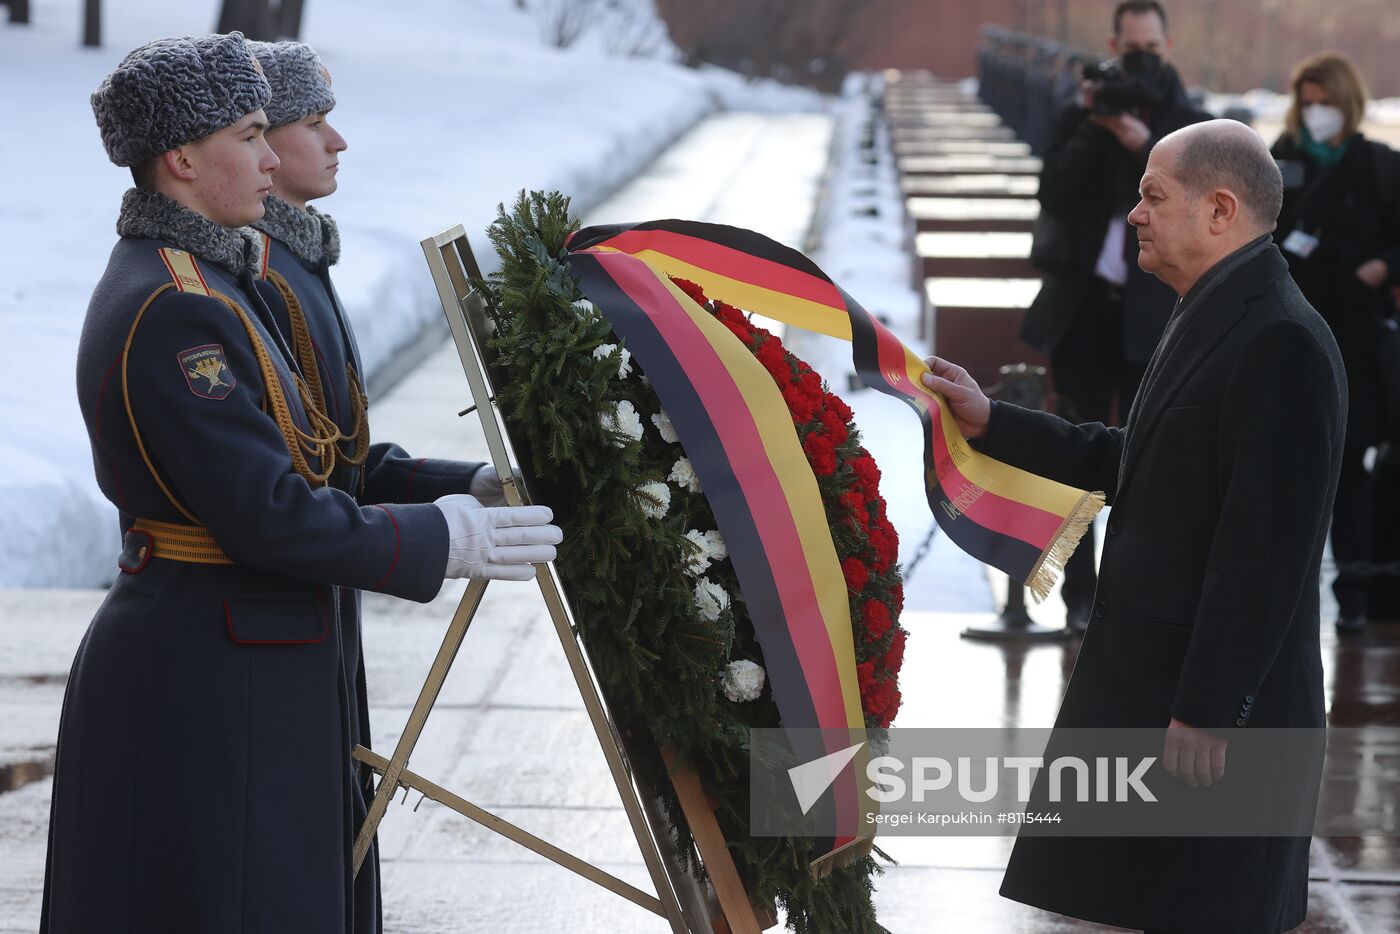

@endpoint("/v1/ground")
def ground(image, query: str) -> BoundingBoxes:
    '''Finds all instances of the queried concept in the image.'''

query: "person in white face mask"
[1270,51,1400,636]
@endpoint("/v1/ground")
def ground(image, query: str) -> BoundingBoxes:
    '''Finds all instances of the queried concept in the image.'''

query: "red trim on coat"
[372,505,402,590]
[224,595,329,645]
[118,529,154,575]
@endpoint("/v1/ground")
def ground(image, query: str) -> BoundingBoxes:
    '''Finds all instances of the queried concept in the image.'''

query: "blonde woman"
[1272,51,1400,635]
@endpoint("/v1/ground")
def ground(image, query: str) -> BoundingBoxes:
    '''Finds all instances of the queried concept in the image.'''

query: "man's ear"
[162,146,198,183]
[1210,189,1241,232]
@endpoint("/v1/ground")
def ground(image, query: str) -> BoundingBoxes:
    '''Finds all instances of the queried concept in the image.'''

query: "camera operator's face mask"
[1302,103,1346,143]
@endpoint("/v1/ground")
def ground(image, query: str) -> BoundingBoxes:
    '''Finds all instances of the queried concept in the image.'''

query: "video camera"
[1081,52,1172,117]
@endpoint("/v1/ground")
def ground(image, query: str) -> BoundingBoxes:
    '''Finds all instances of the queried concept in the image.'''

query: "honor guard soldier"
[247,38,520,926]
[43,33,560,934]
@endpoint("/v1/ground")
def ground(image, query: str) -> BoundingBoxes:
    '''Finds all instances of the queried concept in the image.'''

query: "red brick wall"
[656,0,1400,96]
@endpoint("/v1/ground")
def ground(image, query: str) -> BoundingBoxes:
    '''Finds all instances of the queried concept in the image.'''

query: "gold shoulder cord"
[268,266,371,469]
[123,250,338,506]
[121,282,200,523]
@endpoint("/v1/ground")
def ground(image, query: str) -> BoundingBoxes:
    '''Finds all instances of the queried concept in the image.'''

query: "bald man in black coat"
[924,120,1347,933]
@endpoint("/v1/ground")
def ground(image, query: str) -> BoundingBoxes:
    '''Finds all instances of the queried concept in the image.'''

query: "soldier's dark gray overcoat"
[43,192,474,934]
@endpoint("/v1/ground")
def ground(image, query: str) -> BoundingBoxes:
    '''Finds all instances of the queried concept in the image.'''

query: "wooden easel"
[349,225,775,933]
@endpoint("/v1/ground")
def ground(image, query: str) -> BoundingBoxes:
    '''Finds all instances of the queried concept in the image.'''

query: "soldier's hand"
[921,356,992,439]
[467,464,507,506]
[434,494,562,581]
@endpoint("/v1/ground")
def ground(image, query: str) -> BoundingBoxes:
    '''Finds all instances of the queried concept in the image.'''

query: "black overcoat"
[1270,132,1400,447]
[44,235,453,934]
[986,246,1346,933]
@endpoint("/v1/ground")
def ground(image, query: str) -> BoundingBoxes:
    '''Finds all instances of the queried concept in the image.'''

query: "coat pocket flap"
[224,597,328,645]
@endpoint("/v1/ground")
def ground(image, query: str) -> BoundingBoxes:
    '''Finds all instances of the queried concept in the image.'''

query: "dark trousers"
[1049,278,1147,613]
[1332,444,1376,619]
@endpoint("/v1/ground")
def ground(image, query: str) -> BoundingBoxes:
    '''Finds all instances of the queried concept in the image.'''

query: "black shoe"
[1335,615,1367,636]
[1066,604,1091,635]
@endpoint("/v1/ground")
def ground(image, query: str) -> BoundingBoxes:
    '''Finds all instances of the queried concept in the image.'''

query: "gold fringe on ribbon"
[1024,489,1108,603]
[808,834,876,879]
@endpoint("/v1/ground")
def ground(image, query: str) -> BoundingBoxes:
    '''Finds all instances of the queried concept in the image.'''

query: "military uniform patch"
[178,344,235,399]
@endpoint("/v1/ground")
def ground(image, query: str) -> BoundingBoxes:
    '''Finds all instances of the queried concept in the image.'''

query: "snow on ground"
[0,0,824,587]
[787,73,996,613]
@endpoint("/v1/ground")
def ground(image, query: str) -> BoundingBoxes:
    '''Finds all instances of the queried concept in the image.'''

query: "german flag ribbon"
[566,220,1104,601]
[564,220,1103,867]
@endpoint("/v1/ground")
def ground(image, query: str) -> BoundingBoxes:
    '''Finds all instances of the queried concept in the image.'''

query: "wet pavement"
[881,71,1400,933]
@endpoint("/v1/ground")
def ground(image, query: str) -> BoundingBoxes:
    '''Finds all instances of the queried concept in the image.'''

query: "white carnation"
[693,577,730,621]
[600,400,643,445]
[721,659,766,703]
[571,298,596,317]
[682,529,714,576]
[592,342,633,379]
[651,409,679,444]
[702,530,727,563]
[668,456,703,494]
[637,481,671,520]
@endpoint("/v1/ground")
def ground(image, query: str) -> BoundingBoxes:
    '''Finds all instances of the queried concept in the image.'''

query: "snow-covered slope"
[0,0,823,586]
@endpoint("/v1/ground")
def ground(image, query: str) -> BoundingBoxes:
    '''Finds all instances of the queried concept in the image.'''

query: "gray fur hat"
[92,32,271,167]
[249,40,335,129]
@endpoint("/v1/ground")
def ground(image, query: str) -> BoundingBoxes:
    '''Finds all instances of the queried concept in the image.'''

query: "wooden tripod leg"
[353,576,490,874]
[663,751,775,933]
[534,564,692,933]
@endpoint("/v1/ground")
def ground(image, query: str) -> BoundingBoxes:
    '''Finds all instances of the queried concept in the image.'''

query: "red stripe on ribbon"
[601,228,844,310]
[596,253,851,731]
[869,308,1064,549]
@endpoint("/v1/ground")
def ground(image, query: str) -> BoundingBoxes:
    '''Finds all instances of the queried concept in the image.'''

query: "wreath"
[477,191,904,932]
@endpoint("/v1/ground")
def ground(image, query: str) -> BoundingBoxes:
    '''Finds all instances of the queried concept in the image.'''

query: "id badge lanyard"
[1280,158,1336,259]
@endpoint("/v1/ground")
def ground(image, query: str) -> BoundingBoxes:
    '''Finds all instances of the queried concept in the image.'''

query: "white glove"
[435,493,561,581]
[467,464,506,506]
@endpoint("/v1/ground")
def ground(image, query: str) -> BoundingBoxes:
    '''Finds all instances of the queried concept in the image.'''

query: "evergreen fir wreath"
[476,191,905,932]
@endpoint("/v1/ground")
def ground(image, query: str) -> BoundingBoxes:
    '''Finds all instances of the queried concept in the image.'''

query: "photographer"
[1020,0,1209,632]
[1270,51,1400,635]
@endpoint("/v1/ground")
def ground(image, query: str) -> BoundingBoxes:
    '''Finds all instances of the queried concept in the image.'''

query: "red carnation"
[868,522,899,575]
[840,489,866,519]
[671,277,709,306]
[883,628,907,673]
[842,557,869,594]
[862,599,893,643]
[784,382,820,424]
[757,339,790,383]
[714,300,747,328]
[826,393,854,424]
[819,405,850,446]
[802,431,837,476]
[879,685,903,726]
[890,583,905,616]
[851,453,881,495]
[793,371,823,413]
[721,319,749,343]
[856,659,876,694]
